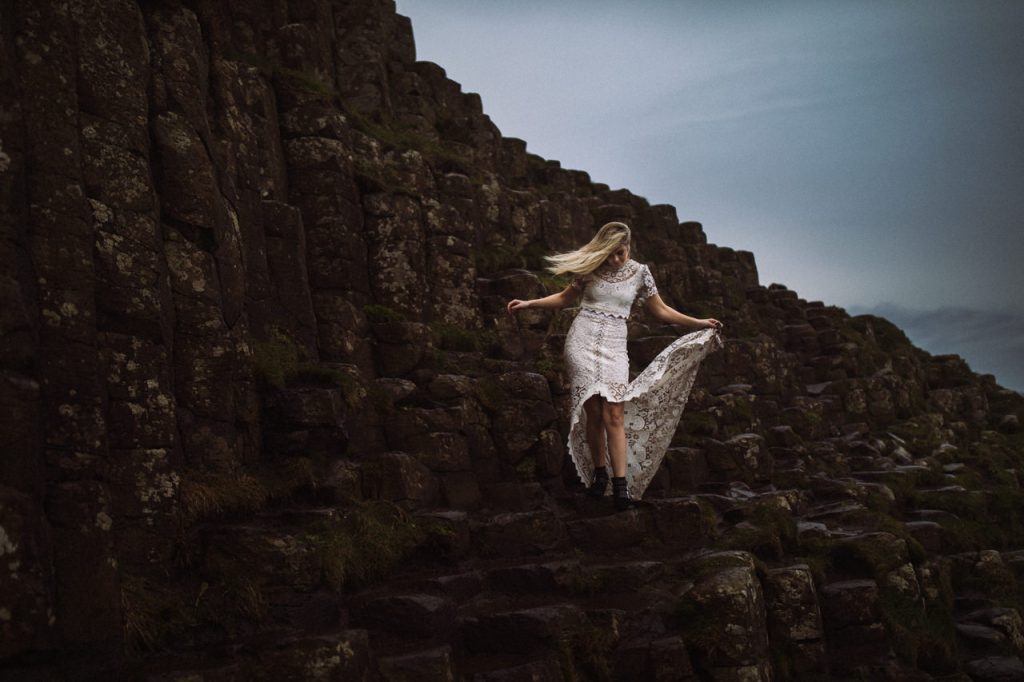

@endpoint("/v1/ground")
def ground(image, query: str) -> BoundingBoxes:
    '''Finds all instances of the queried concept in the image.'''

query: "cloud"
[846,303,1024,393]
[398,0,1024,350]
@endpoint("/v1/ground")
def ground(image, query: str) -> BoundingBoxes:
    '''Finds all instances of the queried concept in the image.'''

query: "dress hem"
[566,327,723,498]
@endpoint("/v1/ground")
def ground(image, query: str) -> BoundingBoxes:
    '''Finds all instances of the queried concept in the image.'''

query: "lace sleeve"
[636,264,659,305]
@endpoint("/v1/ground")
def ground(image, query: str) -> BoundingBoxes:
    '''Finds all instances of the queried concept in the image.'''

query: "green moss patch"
[888,417,945,458]
[830,540,899,582]
[178,458,324,527]
[796,529,924,585]
[363,304,406,324]
[179,471,270,527]
[876,472,918,510]
[716,524,784,561]
[475,375,513,412]
[344,106,475,176]
[474,244,525,274]
[121,576,195,652]
[715,503,797,561]
[288,366,365,408]
[683,552,756,583]
[780,408,824,439]
[514,455,537,481]
[226,50,337,99]
[681,410,718,437]
[695,498,722,542]
[122,566,272,653]
[835,319,890,374]
[950,553,1024,617]
[252,327,368,407]
[557,620,615,682]
[849,314,914,353]
[533,355,564,381]
[253,328,305,389]
[878,586,957,673]
[910,487,988,520]
[557,568,610,596]
[431,321,499,354]
[306,500,431,592]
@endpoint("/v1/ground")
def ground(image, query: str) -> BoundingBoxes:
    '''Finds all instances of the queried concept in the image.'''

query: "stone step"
[904,520,945,553]
[955,622,1018,660]
[807,475,868,501]
[905,508,962,525]
[349,592,458,641]
[469,509,569,558]
[337,551,699,668]
[347,563,679,663]
[460,603,588,656]
[484,558,670,598]
[349,553,678,616]
[1004,550,1024,581]
[803,500,869,523]
[377,645,459,681]
[225,496,716,590]
[773,466,810,490]
[964,655,1024,682]
[136,629,374,681]
[566,507,649,551]
[458,653,564,681]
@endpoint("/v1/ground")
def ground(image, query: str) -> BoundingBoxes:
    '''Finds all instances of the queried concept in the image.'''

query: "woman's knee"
[602,402,624,428]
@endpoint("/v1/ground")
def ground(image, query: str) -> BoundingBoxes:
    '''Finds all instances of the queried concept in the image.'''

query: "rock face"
[1,0,1023,680]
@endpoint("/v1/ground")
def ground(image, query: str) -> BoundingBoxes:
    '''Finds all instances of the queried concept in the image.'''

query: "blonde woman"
[507,222,724,510]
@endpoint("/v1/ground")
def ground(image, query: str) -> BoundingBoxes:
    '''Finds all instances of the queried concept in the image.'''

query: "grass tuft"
[179,471,269,526]
[121,576,193,652]
[557,621,615,682]
[307,500,430,592]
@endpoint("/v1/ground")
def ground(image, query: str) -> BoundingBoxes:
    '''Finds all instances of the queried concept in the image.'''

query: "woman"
[506,222,724,510]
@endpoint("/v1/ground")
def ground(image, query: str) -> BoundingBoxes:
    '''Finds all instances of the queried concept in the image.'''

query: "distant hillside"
[847,303,1024,394]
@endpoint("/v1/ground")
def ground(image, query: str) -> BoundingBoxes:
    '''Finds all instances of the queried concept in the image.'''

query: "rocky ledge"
[1,1,1022,680]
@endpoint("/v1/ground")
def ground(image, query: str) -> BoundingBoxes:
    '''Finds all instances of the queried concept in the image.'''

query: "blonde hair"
[545,222,632,276]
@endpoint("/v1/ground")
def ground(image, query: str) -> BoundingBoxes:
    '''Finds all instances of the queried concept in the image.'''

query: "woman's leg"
[602,401,627,477]
[603,401,635,509]
[583,395,607,468]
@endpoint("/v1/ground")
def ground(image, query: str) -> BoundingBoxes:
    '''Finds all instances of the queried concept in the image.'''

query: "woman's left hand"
[701,318,723,330]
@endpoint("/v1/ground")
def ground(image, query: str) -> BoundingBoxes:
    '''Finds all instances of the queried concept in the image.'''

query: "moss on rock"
[877,586,957,673]
[179,471,270,526]
[363,304,406,324]
[556,619,616,682]
[253,328,305,389]
[430,321,499,354]
[307,500,430,592]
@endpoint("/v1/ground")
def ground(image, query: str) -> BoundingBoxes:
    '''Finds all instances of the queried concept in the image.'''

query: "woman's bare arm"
[507,284,578,313]
[644,293,723,330]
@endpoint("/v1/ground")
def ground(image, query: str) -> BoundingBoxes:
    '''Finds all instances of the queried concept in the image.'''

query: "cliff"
[1,1,1023,680]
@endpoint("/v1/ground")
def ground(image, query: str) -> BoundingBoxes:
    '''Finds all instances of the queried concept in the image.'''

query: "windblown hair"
[545,222,632,276]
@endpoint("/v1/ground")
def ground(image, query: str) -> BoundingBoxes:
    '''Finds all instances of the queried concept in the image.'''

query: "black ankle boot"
[587,467,609,497]
[612,476,636,511]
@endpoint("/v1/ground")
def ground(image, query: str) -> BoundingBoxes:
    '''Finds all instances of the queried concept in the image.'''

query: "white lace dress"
[564,259,724,498]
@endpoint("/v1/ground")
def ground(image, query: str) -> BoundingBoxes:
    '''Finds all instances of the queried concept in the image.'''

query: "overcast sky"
[395,0,1024,392]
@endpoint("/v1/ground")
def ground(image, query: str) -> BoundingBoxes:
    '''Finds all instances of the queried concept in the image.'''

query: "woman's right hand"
[507,299,531,313]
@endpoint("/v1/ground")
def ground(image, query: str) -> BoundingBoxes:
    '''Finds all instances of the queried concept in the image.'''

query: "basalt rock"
[2,0,1023,680]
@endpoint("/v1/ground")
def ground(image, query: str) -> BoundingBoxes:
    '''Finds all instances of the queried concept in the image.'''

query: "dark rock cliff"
[1,1,1022,680]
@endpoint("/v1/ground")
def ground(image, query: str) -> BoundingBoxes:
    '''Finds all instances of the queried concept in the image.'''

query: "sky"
[395,0,1024,392]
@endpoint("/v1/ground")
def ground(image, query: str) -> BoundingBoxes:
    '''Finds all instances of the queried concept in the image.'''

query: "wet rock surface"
[1,0,1023,680]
